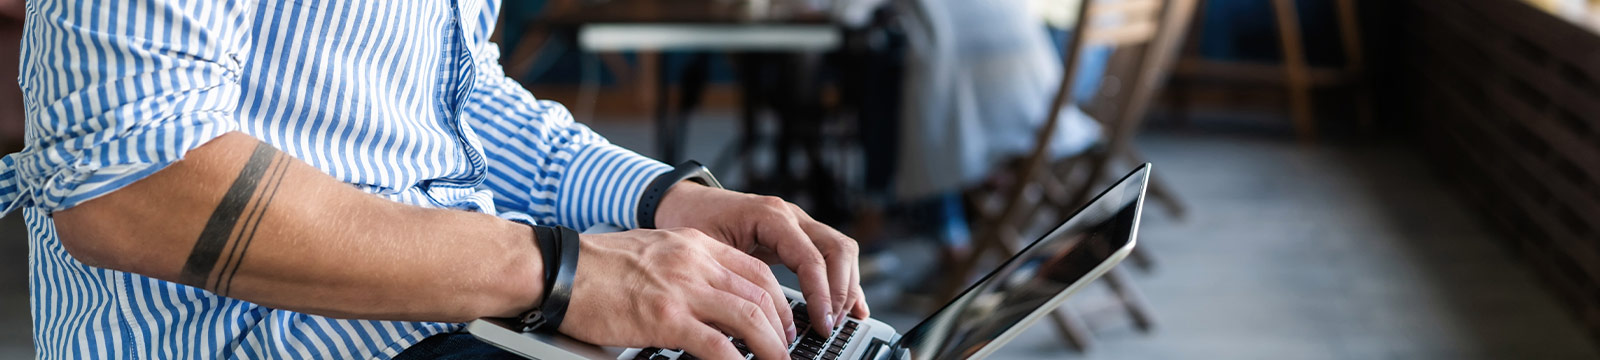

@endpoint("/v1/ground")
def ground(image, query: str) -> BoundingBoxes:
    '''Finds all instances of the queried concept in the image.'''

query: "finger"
[841,254,861,324]
[831,257,856,328]
[848,273,869,319]
[710,265,788,346]
[760,218,834,335]
[852,293,871,318]
[692,291,791,360]
[797,219,857,330]
[832,256,857,329]
[848,250,869,319]
[849,246,868,319]
[789,205,859,318]
[675,321,744,360]
[709,243,796,343]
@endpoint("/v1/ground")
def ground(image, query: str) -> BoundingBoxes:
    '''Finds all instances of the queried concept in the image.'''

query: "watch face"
[690,165,724,189]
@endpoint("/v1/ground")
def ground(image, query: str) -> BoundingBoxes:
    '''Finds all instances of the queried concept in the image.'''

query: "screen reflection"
[893,166,1147,360]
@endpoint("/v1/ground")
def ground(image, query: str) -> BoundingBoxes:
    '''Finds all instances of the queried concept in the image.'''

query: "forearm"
[54,132,543,322]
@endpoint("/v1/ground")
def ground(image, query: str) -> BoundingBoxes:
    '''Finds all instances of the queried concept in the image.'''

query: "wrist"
[637,160,721,229]
[653,181,713,229]
[486,222,546,319]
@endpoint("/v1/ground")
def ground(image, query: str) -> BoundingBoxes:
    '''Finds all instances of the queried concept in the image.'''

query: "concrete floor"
[979,134,1600,360]
[0,116,1595,359]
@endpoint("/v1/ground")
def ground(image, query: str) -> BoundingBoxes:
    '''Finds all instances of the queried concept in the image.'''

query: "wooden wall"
[1398,0,1600,341]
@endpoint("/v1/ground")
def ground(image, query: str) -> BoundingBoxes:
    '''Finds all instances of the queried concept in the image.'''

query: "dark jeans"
[393,332,526,360]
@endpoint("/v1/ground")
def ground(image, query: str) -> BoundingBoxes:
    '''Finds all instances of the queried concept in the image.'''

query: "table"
[538,0,854,220]
[541,0,843,163]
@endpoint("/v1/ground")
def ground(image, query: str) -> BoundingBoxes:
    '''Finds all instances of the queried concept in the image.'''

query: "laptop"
[469,164,1153,360]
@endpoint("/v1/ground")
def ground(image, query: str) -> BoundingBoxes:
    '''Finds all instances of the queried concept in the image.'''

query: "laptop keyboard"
[631,297,861,360]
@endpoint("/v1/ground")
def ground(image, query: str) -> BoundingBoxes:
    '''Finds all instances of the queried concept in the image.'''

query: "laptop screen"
[892,165,1149,360]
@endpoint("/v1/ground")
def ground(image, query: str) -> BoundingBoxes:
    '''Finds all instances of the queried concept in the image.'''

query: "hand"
[561,229,796,360]
[655,183,869,335]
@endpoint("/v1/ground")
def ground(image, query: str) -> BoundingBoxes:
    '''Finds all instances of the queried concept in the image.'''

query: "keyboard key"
[637,348,662,360]
[828,347,849,360]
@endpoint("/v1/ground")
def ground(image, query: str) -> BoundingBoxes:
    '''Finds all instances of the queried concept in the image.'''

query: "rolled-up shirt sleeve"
[0,0,249,214]
[462,44,670,231]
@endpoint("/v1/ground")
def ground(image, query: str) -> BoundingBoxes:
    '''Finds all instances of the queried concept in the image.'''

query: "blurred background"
[4,0,1600,358]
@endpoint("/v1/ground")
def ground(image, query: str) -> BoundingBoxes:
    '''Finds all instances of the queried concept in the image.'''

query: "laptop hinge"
[860,338,894,360]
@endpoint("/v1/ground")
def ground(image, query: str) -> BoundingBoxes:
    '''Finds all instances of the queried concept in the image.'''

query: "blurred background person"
[887,0,1108,256]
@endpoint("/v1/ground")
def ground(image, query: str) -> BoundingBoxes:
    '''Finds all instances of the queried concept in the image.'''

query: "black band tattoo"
[216,152,290,295]
[179,143,290,295]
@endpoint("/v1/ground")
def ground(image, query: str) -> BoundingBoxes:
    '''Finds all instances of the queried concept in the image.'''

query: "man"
[0,0,865,358]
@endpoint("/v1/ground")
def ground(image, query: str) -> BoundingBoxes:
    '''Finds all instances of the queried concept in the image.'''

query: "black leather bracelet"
[531,225,561,310]
[518,225,580,333]
[637,160,723,229]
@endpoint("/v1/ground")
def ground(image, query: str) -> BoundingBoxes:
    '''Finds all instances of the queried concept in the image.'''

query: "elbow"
[56,221,126,270]
[52,207,147,273]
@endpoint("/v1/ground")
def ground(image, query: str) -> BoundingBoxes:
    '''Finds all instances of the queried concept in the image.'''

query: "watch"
[637,160,723,229]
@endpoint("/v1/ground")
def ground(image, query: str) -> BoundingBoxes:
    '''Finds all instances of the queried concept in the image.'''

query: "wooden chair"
[939,0,1199,351]
[1056,0,1197,235]
[1173,0,1371,142]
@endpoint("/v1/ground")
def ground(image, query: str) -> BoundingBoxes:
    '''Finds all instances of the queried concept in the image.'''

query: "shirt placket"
[430,0,487,192]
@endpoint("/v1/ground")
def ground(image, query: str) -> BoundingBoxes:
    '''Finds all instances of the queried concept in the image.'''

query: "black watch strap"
[519,225,580,333]
[638,160,722,229]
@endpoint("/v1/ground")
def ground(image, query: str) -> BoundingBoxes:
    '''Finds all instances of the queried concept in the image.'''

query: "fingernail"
[787,324,797,343]
[824,312,836,330]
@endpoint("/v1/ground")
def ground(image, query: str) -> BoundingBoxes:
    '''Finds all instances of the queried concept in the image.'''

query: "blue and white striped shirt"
[0,0,673,358]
